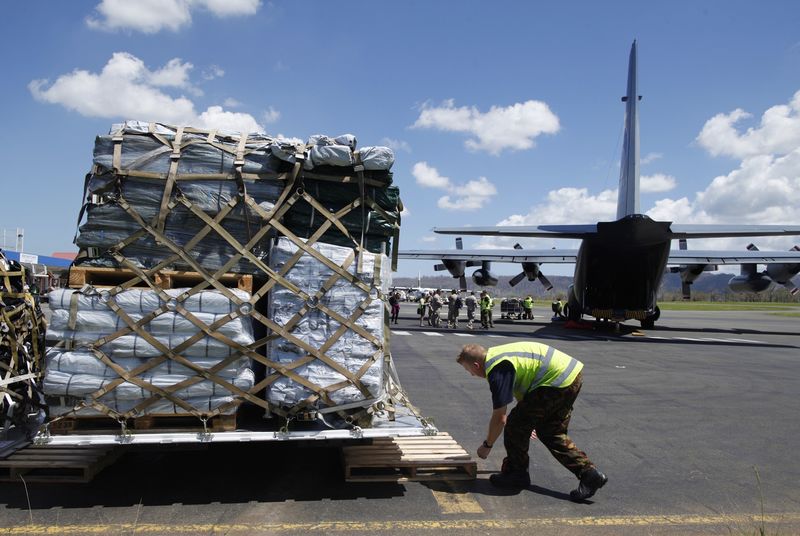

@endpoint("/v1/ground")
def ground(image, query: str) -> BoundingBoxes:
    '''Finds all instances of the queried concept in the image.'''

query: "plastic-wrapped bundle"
[75,122,400,271]
[266,238,390,410]
[44,287,255,416]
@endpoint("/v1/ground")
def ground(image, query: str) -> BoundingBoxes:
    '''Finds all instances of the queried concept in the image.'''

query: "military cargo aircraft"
[399,41,800,328]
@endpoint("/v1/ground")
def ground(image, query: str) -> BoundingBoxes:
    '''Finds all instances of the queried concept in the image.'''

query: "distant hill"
[392,272,800,302]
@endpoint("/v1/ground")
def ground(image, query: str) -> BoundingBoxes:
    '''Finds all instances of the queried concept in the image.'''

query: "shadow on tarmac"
[424,478,574,502]
[0,443,407,510]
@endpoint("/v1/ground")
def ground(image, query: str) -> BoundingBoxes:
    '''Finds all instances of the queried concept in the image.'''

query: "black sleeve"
[487,361,515,409]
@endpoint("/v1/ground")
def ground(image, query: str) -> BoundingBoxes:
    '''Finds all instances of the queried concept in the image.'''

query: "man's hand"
[477,444,492,459]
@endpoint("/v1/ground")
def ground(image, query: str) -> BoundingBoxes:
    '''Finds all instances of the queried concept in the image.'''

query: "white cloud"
[202,65,225,81]
[29,52,266,134]
[223,97,241,108]
[421,235,437,243]
[262,106,281,124]
[380,137,411,152]
[87,0,261,33]
[413,161,451,189]
[197,106,262,133]
[641,152,663,165]
[696,90,800,159]
[412,162,497,211]
[412,99,560,155]
[641,173,676,193]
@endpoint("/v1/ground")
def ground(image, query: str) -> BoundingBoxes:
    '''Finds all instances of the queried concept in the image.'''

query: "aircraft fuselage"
[571,215,671,321]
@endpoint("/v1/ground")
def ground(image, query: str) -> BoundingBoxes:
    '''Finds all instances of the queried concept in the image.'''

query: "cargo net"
[1,252,47,436]
[43,121,415,432]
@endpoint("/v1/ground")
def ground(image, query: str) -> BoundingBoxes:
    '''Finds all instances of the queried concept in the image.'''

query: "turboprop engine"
[472,261,498,287]
[727,244,800,294]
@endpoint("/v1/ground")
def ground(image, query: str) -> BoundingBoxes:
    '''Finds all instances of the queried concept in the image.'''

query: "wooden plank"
[68,266,252,293]
[342,434,477,483]
[0,445,121,483]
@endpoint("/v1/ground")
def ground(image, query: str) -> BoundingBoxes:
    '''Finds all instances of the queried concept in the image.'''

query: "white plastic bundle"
[266,238,390,409]
[45,288,255,416]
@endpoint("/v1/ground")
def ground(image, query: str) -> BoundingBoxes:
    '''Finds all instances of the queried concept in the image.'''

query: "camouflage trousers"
[504,371,594,478]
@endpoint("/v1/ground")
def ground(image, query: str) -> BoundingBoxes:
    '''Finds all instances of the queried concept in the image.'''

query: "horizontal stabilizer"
[670,224,800,239]
[667,249,800,265]
[399,248,579,263]
[434,225,597,239]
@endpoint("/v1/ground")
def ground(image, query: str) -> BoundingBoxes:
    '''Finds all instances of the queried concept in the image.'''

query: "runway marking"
[453,333,475,337]
[392,330,412,335]
[726,337,764,343]
[487,334,504,338]
[422,331,444,337]
[429,486,484,514]
[6,513,800,533]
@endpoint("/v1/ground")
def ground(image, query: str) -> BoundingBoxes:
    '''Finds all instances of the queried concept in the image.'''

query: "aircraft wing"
[667,249,800,265]
[433,225,597,239]
[398,249,578,263]
[668,224,800,238]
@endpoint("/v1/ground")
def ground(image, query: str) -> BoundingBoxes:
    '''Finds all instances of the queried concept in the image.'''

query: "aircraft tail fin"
[617,40,641,219]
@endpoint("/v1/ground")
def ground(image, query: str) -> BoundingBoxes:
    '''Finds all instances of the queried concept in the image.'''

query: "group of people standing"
[413,289,499,330]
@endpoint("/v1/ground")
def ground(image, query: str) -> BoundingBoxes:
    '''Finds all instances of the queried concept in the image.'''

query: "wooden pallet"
[48,413,237,435]
[342,433,477,482]
[0,444,121,483]
[68,266,253,293]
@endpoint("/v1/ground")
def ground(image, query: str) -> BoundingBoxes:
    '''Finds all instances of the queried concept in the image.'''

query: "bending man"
[457,342,607,501]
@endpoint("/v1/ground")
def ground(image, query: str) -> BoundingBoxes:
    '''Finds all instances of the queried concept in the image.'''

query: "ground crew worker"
[523,295,534,320]
[448,289,463,329]
[487,293,495,328]
[456,342,607,501]
[552,297,565,319]
[465,291,477,330]
[418,293,428,327]
[429,290,443,327]
[479,291,492,329]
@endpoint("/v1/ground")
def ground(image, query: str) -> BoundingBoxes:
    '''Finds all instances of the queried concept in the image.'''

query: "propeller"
[433,237,476,290]
[508,243,553,290]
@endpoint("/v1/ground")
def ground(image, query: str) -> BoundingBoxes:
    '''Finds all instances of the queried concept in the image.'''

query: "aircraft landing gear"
[640,306,661,329]
[563,300,582,322]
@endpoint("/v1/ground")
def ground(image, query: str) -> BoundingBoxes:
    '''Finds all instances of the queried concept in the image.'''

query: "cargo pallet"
[68,266,253,293]
[47,413,237,435]
[342,433,476,482]
[0,444,121,483]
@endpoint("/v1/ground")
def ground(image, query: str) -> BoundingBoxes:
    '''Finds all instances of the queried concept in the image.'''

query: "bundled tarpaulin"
[0,251,47,433]
[74,122,402,272]
[44,287,255,417]
[265,237,390,416]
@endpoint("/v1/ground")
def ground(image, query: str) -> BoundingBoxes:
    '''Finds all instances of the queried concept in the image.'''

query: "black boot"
[489,469,530,489]
[570,467,607,501]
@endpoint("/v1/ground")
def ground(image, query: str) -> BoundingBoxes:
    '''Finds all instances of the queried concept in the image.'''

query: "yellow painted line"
[429,486,484,514]
[2,514,800,533]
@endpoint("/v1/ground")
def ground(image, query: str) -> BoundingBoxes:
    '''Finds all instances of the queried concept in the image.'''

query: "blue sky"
[2,1,800,278]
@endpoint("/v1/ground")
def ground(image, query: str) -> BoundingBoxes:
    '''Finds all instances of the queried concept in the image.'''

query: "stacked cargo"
[43,121,402,431]
[1,252,47,433]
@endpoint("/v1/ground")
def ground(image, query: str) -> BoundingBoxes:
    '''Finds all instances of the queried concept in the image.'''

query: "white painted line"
[391,330,412,336]
[487,334,504,338]
[453,333,475,337]
[726,338,763,344]
[422,331,444,337]
[674,337,706,342]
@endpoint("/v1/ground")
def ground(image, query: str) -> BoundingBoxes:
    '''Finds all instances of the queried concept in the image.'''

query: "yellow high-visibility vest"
[484,341,583,400]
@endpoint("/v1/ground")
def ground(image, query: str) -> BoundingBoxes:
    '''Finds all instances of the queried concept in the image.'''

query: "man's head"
[457,344,487,378]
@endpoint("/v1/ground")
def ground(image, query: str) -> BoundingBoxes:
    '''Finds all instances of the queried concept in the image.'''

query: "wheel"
[564,301,581,321]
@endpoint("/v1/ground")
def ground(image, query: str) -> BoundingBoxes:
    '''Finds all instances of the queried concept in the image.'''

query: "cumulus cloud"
[202,65,225,81]
[380,138,411,153]
[641,173,677,193]
[696,90,800,159]
[262,106,280,124]
[29,52,271,134]
[412,99,560,155]
[412,162,497,211]
[87,0,261,33]
[641,152,663,165]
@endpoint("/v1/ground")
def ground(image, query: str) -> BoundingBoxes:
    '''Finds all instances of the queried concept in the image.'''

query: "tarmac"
[0,302,798,535]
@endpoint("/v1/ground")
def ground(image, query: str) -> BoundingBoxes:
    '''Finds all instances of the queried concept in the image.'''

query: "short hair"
[457,343,486,365]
